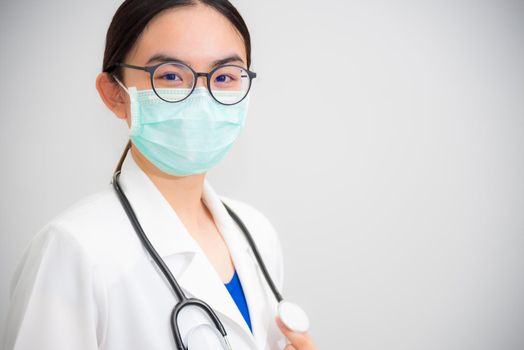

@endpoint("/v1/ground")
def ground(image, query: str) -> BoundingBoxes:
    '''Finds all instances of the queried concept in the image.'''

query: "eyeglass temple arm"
[105,62,150,74]
[115,62,150,71]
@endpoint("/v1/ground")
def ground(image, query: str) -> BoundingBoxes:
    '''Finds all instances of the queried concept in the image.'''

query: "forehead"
[126,4,246,68]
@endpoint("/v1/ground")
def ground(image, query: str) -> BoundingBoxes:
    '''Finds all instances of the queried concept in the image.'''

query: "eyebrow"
[145,53,245,68]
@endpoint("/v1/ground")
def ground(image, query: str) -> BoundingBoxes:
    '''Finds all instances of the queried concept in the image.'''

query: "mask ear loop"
[112,75,130,95]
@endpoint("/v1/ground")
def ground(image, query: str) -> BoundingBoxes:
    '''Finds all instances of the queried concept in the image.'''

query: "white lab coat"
[3,152,288,350]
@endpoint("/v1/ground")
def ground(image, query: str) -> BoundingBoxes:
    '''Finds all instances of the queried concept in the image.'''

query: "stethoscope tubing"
[221,202,283,303]
[113,169,227,349]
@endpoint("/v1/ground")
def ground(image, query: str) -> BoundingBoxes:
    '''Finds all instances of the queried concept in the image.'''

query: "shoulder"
[35,185,136,261]
[11,186,131,286]
[49,186,124,236]
[11,185,121,268]
[218,195,285,291]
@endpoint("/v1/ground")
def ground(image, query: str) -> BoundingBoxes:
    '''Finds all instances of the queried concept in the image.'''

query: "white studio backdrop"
[1,0,523,349]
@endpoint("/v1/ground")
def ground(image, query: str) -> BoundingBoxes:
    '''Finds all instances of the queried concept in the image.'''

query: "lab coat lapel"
[116,153,199,259]
[202,181,272,350]
[116,152,259,348]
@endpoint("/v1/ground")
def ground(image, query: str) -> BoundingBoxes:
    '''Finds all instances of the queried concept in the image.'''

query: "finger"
[275,316,313,350]
[284,345,297,350]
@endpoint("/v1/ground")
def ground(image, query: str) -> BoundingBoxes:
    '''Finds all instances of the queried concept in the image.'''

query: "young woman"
[3,1,317,349]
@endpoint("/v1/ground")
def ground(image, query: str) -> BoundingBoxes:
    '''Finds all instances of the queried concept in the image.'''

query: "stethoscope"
[111,142,309,350]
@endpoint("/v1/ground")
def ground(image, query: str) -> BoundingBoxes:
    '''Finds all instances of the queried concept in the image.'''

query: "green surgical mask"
[115,79,249,176]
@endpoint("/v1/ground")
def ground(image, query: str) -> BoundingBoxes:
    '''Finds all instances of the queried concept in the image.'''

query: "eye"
[215,74,233,83]
[161,73,181,81]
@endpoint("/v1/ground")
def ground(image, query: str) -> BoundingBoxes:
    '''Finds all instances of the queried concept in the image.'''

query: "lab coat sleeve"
[2,223,107,350]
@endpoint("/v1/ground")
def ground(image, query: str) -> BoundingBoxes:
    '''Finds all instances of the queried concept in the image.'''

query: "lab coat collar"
[116,151,270,350]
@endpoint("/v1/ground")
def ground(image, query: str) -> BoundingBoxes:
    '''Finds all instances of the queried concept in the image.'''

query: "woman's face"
[113,4,247,125]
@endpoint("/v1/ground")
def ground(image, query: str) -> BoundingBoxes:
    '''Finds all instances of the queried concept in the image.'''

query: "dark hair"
[102,0,252,80]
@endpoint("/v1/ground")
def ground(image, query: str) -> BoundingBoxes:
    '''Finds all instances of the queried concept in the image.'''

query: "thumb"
[275,316,312,349]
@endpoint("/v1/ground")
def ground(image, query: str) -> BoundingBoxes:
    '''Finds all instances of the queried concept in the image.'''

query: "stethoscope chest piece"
[278,300,310,333]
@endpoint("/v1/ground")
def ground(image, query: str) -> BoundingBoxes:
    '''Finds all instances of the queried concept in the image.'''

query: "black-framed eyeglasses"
[106,61,257,106]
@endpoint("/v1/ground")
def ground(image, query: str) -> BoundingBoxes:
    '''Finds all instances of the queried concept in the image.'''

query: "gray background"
[1,0,523,349]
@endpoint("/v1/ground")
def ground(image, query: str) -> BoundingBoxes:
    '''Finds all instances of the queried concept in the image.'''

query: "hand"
[275,316,318,350]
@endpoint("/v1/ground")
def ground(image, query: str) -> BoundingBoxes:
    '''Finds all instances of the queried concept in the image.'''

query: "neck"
[129,145,208,231]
